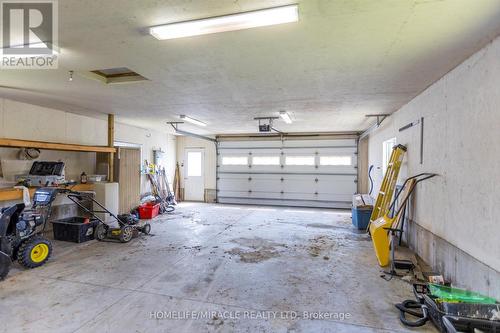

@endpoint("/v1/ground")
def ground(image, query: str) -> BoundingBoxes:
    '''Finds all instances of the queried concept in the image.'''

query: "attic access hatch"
[89,67,148,84]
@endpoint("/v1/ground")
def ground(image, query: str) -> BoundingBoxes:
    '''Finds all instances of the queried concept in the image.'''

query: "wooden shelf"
[0,138,116,153]
[0,184,96,202]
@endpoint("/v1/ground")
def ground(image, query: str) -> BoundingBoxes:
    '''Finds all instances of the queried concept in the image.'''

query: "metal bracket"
[366,114,390,126]
[167,122,217,143]
[359,114,391,139]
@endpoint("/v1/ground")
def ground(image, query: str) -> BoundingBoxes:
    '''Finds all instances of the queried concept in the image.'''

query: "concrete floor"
[0,203,437,333]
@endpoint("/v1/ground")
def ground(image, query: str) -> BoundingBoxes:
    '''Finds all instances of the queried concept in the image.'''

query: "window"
[187,151,202,176]
[252,156,280,165]
[222,156,248,165]
[382,138,397,173]
[320,156,352,166]
[285,156,315,166]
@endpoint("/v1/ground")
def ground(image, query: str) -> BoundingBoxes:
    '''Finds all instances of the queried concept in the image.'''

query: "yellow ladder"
[368,144,407,228]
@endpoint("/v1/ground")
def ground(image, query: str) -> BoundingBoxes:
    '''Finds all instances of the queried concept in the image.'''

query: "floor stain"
[226,237,285,263]
[307,235,335,257]
[226,247,280,263]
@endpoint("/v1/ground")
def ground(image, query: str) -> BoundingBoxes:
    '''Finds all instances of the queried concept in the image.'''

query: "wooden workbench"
[0,184,95,202]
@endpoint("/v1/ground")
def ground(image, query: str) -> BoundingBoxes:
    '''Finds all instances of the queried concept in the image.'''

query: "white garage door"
[217,139,357,208]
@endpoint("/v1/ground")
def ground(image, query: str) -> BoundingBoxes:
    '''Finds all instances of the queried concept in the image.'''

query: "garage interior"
[0,1,499,332]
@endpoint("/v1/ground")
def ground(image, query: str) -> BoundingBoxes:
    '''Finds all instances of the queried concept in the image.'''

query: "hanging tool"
[368,165,375,195]
[399,117,425,165]
[144,160,175,213]
[173,162,181,202]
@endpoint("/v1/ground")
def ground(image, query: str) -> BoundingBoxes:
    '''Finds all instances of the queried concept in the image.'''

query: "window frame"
[319,155,352,166]
[221,155,249,166]
[251,155,281,166]
[285,155,316,166]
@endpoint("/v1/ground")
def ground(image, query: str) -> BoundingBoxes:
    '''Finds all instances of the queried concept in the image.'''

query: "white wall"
[367,36,500,272]
[0,98,176,196]
[175,136,217,190]
[0,98,108,145]
[115,122,176,194]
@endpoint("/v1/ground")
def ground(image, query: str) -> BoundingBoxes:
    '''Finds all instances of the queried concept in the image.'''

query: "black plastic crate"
[51,217,99,243]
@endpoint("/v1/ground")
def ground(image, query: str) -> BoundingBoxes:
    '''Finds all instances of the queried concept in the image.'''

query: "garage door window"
[320,156,352,166]
[252,156,280,165]
[222,156,248,165]
[285,156,315,166]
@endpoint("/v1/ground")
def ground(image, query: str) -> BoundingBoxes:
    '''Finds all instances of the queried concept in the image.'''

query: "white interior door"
[184,148,205,201]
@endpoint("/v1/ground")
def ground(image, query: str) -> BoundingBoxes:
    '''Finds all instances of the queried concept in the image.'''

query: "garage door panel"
[251,179,282,192]
[249,165,282,172]
[218,164,250,173]
[249,191,285,199]
[318,166,357,174]
[217,139,357,209]
[281,139,356,148]
[282,178,316,193]
[316,176,357,194]
[217,198,352,209]
[219,191,252,199]
[218,177,251,192]
[316,193,353,202]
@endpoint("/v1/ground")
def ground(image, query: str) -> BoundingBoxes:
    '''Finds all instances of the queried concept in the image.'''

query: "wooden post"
[108,114,115,182]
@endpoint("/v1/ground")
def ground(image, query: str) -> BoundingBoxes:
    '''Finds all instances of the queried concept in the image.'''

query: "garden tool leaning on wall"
[370,173,437,267]
[368,144,407,230]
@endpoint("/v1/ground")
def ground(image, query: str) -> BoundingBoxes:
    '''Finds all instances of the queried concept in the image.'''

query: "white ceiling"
[1,0,499,135]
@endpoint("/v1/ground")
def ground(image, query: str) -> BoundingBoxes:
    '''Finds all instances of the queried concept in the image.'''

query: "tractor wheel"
[0,250,11,280]
[119,226,133,243]
[142,223,151,235]
[17,236,52,268]
[95,224,108,241]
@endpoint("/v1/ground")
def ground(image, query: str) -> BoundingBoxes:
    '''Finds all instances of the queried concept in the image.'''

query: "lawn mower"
[65,191,151,243]
[0,187,61,280]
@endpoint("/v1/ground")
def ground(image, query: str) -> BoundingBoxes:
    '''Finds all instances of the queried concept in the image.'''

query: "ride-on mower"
[0,187,60,280]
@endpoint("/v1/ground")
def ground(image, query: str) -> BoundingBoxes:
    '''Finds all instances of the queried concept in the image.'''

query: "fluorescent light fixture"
[180,115,207,127]
[279,111,292,124]
[149,4,299,40]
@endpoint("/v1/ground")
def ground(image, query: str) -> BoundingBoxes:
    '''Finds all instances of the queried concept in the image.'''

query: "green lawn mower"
[66,192,151,243]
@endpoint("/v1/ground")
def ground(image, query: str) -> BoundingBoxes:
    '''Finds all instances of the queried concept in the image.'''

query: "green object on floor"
[429,283,498,304]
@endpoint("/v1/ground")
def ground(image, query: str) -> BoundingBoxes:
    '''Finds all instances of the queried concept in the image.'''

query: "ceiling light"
[279,111,292,124]
[180,115,207,127]
[149,4,299,40]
